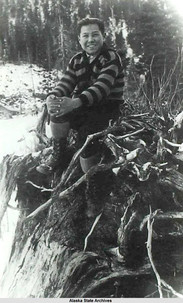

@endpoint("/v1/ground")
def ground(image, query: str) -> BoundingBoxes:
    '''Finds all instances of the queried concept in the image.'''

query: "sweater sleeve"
[78,51,122,107]
[48,58,77,97]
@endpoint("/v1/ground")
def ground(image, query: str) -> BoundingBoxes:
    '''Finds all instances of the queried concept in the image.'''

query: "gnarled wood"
[159,169,183,192]
[2,109,183,298]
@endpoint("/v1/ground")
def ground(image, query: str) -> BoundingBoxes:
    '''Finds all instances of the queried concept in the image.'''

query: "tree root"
[146,207,183,298]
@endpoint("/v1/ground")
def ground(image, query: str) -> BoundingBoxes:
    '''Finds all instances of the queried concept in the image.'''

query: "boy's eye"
[81,33,99,38]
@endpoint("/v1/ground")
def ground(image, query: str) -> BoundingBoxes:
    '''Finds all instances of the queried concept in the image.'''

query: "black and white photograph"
[0,0,183,299]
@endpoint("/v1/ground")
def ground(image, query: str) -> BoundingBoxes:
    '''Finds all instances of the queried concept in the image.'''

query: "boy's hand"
[46,95,82,116]
[46,94,61,115]
[58,97,82,116]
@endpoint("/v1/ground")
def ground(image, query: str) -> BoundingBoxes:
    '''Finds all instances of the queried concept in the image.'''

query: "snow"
[0,62,60,117]
[0,115,38,161]
[0,63,42,97]
[0,63,53,286]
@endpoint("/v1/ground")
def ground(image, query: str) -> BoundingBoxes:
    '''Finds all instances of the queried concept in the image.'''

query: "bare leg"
[50,121,70,139]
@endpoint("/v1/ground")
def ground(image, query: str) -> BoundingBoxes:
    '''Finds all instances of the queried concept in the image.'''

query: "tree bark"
[1,112,183,298]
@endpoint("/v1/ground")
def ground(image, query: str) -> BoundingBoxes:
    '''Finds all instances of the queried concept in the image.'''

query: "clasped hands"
[46,95,81,117]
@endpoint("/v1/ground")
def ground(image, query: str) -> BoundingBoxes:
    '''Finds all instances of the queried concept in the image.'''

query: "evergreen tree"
[120,0,183,104]
[0,0,182,88]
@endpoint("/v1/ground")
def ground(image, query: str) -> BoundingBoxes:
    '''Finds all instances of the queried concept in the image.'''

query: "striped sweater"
[50,43,124,107]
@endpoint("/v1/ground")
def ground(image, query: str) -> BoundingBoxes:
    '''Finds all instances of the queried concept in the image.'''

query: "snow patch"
[0,63,54,286]
[0,63,46,97]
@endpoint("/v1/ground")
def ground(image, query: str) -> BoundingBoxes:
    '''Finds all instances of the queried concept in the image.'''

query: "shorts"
[50,101,121,157]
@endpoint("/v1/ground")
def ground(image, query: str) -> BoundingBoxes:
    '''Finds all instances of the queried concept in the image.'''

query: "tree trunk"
[1,112,183,298]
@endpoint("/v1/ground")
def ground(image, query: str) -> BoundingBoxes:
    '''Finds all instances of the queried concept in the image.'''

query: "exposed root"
[83,212,102,252]
[26,180,53,192]
[146,207,183,298]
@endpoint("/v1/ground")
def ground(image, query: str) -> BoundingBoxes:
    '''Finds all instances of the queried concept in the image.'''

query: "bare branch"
[163,139,182,148]
[83,212,102,252]
[109,127,145,141]
[161,280,183,298]
[23,198,53,223]
[141,211,183,231]
[23,174,86,223]
[146,208,183,298]
[149,56,155,103]
[62,125,125,185]
[26,180,53,192]
[23,155,133,223]
[146,208,164,298]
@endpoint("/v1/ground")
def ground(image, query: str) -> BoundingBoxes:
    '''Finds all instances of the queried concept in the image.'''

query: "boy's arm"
[78,51,123,107]
[46,59,77,115]
[47,59,77,98]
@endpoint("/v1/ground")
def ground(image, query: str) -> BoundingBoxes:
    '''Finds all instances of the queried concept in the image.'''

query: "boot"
[36,138,66,175]
[85,170,115,218]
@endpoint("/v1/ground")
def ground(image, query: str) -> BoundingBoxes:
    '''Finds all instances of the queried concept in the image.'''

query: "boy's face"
[78,24,104,56]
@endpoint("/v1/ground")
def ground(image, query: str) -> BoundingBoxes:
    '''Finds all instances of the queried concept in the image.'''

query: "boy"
[37,17,124,178]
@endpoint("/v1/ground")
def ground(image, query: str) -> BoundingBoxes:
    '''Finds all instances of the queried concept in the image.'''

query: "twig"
[59,174,86,199]
[120,121,136,130]
[141,85,152,109]
[150,56,155,103]
[146,207,164,298]
[146,207,183,298]
[124,211,137,233]
[23,159,128,222]
[23,126,144,222]
[61,158,127,200]
[140,211,183,232]
[62,125,125,184]
[26,180,53,192]
[163,139,182,148]
[140,209,160,231]
[108,127,145,141]
[23,198,53,222]
[128,113,149,118]
[160,280,183,298]
[36,104,49,145]
[23,174,86,223]
[83,212,102,252]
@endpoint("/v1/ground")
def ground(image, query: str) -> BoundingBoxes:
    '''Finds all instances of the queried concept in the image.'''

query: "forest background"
[0,0,183,114]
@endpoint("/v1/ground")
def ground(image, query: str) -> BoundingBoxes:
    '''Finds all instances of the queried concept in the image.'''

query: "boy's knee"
[79,140,102,173]
[80,153,101,173]
[79,140,114,173]
[50,114,70,124]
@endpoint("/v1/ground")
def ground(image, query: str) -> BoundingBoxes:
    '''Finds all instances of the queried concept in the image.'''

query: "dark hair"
[77,18,105,35]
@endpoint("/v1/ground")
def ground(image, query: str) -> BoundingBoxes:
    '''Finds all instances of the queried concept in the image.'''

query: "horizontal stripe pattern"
[51,44,124,106]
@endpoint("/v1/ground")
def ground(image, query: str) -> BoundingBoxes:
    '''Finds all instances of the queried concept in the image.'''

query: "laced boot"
[36,138,66,175]
[85,170,115,218]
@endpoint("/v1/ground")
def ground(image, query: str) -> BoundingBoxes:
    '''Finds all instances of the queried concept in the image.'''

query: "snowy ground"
[0,62,60,117]
[0,63,53,284]
[0,63,43,97]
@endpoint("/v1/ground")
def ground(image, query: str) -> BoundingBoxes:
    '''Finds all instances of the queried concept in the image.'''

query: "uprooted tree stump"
[1,108,183,298]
